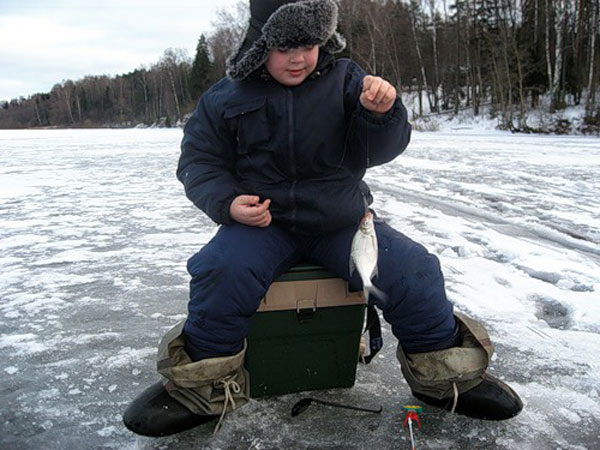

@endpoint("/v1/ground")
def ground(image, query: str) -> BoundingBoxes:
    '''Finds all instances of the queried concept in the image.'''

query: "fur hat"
[227,0,346,80]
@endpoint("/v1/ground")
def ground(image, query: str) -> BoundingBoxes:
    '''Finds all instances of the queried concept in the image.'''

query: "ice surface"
[0,128,599,449]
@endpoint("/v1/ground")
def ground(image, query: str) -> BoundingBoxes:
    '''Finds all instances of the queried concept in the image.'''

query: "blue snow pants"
[182,220,457,361]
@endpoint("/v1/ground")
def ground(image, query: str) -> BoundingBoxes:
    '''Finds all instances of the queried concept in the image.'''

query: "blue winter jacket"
[178,53,411,235]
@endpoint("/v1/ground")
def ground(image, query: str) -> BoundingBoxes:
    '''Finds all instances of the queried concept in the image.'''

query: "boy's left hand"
[360,75,397,115]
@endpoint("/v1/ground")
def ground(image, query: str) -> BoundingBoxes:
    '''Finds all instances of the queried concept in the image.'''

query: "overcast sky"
[0,0,243,102]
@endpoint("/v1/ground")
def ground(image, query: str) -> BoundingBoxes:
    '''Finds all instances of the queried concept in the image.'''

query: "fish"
[350,210,386,302]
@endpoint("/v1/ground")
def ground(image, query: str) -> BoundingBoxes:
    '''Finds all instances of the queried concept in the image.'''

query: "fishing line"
[366,107,371,168]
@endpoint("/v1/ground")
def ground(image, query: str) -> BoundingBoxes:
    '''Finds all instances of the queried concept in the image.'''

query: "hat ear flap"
[322,31,346,55]
[227,36,269,80]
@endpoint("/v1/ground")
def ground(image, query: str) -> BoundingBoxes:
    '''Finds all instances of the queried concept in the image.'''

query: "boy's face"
[265,45,319,86]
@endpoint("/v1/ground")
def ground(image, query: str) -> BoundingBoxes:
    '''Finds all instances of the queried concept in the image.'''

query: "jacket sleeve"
[177,89,245,225]
[343,61,412,168]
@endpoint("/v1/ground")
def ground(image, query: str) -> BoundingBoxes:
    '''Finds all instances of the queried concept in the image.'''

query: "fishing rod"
[291,397,383,417]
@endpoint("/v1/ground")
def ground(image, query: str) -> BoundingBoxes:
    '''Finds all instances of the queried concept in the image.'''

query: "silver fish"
[350,211,386,302]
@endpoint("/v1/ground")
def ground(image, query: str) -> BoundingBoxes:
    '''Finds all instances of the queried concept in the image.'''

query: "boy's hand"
[360,75,397,115]
[229,195,272,227]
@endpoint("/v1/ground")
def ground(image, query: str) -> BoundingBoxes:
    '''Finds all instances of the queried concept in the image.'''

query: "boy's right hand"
[360,75,396,115]
[229,195,272,227]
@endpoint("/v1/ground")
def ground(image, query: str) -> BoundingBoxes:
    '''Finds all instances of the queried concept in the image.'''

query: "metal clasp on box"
[296,298,316,323]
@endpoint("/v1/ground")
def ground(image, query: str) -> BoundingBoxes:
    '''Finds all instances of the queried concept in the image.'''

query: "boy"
[124,0,522,437]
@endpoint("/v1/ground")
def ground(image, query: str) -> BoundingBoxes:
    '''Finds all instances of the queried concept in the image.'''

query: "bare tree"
[409,0,434,115]
[428,0,441,112]
[551,0,566,111]
[586,0,598,112]
[208,2,249,77]
[545,0,555,109]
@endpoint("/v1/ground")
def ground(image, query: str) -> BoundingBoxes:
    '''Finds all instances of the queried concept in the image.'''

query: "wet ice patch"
[532,295,572,329]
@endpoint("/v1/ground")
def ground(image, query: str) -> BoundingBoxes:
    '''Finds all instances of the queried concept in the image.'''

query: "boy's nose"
[289,49,302,63]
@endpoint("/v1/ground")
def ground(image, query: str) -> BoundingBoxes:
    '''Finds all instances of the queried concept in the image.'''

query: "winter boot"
[123,320,250,437]
[412,373,523,420]
[123,381,216,437]
[396,312,523,421]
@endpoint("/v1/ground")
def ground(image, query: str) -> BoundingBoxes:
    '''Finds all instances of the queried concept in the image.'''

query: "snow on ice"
[0,127,599,449]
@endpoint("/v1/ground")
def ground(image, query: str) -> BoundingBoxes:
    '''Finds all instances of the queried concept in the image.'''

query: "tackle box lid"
[274,264,338,282]
[258,276,366,312]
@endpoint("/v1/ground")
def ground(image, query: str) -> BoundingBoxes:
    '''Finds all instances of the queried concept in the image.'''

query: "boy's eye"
[277,45,314,53]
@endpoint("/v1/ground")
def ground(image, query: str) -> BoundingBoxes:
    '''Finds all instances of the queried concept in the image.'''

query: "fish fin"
[361,276,371,302]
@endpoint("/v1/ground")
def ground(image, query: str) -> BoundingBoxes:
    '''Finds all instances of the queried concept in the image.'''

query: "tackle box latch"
[296,298,316,323]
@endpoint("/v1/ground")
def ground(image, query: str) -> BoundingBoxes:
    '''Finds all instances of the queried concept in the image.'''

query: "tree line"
[1,0,598,133]
[0,44,214,129]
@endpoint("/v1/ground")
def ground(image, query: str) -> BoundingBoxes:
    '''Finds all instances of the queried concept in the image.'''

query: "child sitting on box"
[124,0,522,437]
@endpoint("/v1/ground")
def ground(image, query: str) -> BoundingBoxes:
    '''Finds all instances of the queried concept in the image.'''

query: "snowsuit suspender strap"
[362,304,383,364]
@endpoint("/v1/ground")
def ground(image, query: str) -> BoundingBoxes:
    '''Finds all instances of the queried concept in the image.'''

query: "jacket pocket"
[223,97,271,154]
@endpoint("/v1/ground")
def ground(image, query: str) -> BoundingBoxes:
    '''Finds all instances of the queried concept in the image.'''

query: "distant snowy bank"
[403,92,599,136]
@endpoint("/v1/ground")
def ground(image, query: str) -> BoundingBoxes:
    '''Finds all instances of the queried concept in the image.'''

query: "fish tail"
[362,279,387,304]
[367,283,387,305]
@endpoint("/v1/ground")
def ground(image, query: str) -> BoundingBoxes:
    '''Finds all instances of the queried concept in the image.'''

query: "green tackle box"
[245,264,366,398]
